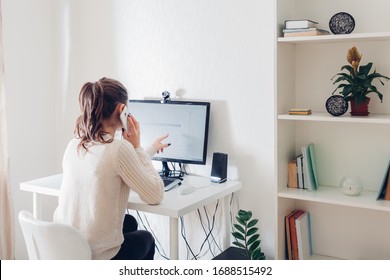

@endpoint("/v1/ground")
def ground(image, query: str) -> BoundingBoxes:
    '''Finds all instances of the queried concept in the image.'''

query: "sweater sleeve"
[116,141,164,205]
[145,145,157,158]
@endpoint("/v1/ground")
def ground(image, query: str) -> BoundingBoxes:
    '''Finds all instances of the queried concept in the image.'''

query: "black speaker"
[210,152,228,183]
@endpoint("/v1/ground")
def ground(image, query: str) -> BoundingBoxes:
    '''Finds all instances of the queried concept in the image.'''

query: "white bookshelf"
[276,0,390,260]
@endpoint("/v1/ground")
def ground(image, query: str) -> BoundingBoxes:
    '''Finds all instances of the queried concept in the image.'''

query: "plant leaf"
[236,216,246,226]
[233,224,245,234]
[331,83,349,95]
[370,88,384,102]
[239,210,252,222]
[341,65,355,76]
[332,73,353,84]
[247,234,260,245]
[358,62,373,76]
[341,85,354,97]
[247,227,259,236]
[251,248,263,260]
[232,241,246,249]
[249,240,260,253]
[247,219,258,228]
[368,72,390,81]
[252,248,266,260]
[232,231,245,240]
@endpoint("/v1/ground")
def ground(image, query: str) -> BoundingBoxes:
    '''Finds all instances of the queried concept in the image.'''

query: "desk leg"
[32,192,42,219]
[169,217,179,260]
[222,196,231,250]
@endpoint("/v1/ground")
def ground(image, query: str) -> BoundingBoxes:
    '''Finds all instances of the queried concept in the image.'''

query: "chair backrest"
[18,210,92,260]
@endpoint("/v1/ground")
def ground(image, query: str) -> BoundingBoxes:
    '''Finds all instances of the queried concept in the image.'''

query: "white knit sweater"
[53,137,164,260]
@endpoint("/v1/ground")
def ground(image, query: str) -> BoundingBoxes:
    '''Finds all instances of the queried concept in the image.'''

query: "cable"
[162,162,185,178]
[196,209,215,257]
[202,205,222,253]
[179,163,188,176]
[135,211,169,260]
[126,190,239,260]
[193,199,220,259]
[180,216,197,260]
[229,192,239,233]
[178,193,237,259]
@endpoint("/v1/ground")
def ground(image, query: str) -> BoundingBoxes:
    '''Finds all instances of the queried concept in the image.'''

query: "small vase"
[340,176,363,196]
[349,97,370,116]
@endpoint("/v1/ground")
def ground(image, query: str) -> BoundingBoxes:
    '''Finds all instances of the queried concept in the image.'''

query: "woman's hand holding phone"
[122,115,141,149]
[120,106,129,133]
[121,107,170,152]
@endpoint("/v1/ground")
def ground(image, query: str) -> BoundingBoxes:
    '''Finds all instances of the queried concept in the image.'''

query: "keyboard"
[161,176,182,191]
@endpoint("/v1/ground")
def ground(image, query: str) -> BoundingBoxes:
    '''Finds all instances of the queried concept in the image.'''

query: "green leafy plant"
[331,46,390,105]
[232,209,265,260]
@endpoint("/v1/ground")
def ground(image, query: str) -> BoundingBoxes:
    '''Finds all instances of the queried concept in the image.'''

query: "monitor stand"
[160,161,185,178]
[161,161,171,177]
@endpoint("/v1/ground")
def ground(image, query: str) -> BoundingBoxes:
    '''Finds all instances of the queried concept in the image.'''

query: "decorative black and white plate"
[329,12,355,34]
[326,95,348,116]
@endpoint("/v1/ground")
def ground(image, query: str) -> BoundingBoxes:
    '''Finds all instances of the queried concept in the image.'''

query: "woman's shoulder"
[65,138,80,150]
[112,139,149,158]
[69,137,80,145]
[65,137,139,157]
[111,138,135,153]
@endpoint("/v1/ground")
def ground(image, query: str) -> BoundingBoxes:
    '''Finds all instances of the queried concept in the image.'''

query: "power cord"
[126,191,239,260]
[196,209,215,257]
[135,210,169,260]
[229,192,239,233]
[159,162,186,178]
[202,205,223,253]
[180,216,198,260]
[194,200,221,258]
[179,199,222,260]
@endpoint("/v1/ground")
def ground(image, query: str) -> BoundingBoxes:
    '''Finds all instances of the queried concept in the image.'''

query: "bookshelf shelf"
[276,0,390,260]
[278,112,390,124]
[277,32,390,44]
[308,254,342,260]
[278,186,390,212]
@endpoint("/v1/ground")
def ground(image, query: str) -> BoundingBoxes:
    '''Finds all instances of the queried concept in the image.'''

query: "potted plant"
[331,46,390,116]
[232,209,265,260]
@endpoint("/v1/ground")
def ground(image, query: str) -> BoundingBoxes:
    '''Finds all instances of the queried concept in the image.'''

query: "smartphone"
[120,106,129,132]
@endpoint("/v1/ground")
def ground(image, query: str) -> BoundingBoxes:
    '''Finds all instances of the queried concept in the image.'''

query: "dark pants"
[111,214,155,260]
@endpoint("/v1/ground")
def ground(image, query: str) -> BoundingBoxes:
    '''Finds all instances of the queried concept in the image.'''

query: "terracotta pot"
[350,97,370,116]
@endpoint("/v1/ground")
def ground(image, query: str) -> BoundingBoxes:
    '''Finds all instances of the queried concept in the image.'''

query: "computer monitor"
[128,99,210,176]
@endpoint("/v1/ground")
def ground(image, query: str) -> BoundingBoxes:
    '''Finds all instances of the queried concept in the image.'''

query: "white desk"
[20,174,241,260]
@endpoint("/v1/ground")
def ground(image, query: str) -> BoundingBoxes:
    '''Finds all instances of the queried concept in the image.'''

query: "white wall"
[2,0,60,259]
[3,0,276,259]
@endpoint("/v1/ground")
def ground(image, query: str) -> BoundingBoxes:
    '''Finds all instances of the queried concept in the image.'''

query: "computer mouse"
[177,185,195,195]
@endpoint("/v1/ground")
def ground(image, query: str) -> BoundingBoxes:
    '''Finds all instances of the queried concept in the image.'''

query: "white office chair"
[18,210,92,260]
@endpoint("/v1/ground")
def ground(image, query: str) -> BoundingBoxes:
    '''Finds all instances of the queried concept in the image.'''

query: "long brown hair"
[75,77,128,151]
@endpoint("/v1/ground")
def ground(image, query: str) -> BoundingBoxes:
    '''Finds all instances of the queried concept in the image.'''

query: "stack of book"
[288,108,311,115]
[285,209,312,260]
[283,19,330,37]
[287,143,318,191]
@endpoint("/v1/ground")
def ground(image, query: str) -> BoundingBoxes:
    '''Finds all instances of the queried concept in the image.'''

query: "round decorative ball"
[329,12,355,34]
[325,95,348,116]
[340,177,363,196]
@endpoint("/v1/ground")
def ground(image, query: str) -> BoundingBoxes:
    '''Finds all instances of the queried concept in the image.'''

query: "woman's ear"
[117,103,125,112]
[112,104,125,125]
[115,103,125,116]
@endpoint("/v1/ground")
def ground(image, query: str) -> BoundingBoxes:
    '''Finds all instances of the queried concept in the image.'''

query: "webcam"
[161,91,171,103]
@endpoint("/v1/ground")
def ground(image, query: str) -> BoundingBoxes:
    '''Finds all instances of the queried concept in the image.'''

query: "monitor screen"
[128,99,210,166]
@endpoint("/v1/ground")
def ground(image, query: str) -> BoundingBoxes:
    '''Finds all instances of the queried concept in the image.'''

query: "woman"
[53,77,169,260]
